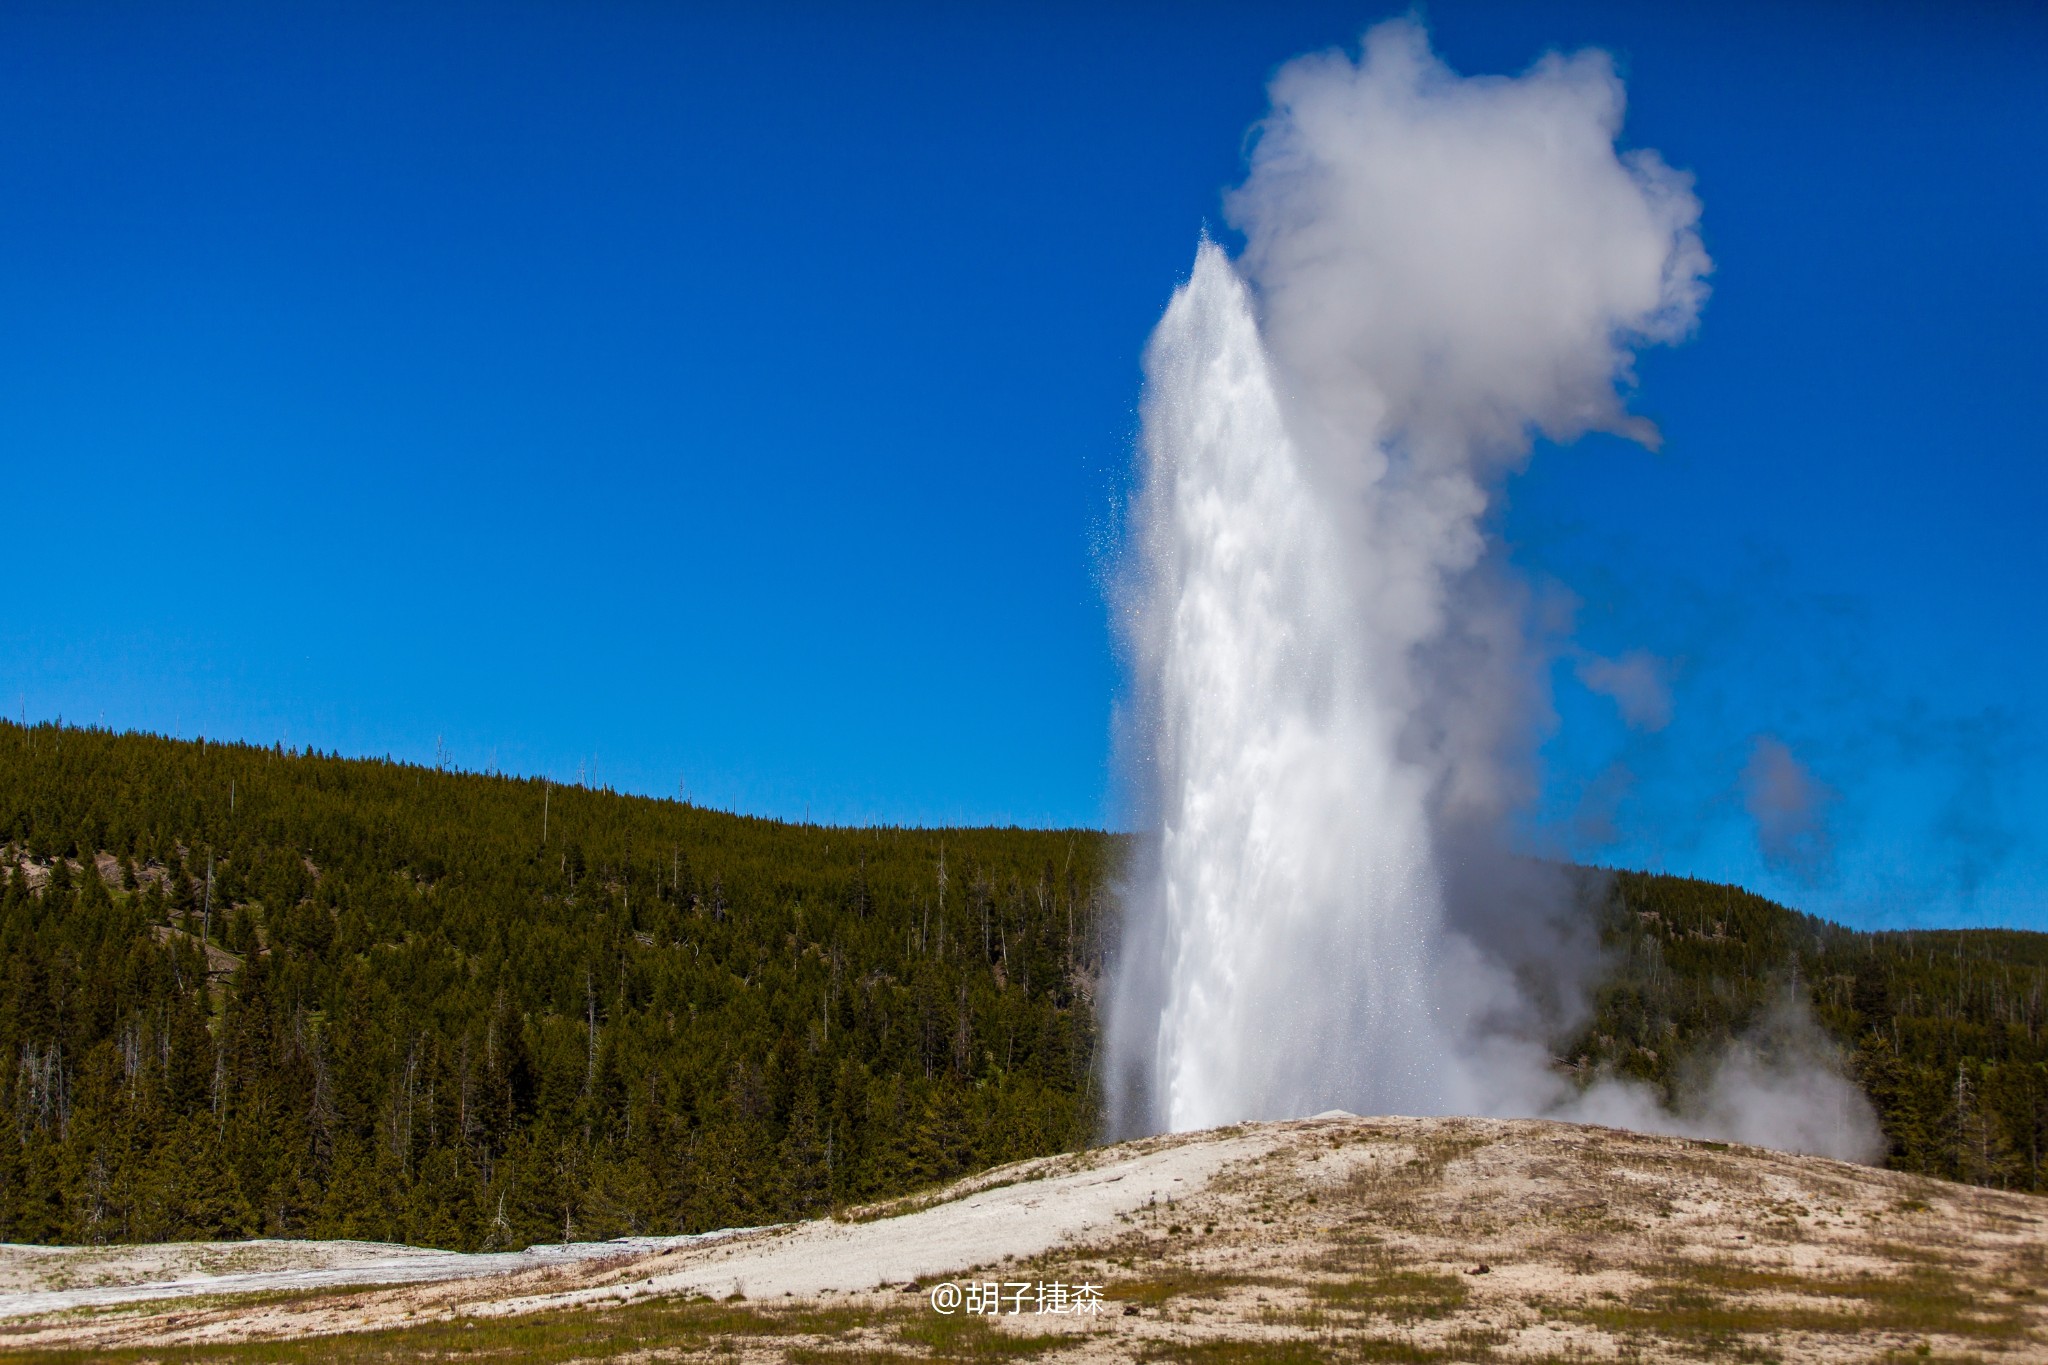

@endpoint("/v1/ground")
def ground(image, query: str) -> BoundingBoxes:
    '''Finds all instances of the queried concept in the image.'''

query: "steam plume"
[1107,21,1880,1162]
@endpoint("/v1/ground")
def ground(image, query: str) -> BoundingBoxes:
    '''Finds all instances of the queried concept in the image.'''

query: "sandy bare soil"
[1,1114,2043,1362]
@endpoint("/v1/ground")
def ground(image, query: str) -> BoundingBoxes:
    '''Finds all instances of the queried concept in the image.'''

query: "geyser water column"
[1114,243,1449,1131]
[1107,21,1711,1137]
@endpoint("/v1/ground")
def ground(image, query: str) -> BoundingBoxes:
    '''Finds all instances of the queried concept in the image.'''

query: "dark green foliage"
[0,721,2041,1253]
[1570,871,2048,1191]
[0,722,1111,1248]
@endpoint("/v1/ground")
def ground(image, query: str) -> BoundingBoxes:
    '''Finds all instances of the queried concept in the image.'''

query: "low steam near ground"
[1104,19,1883,1164]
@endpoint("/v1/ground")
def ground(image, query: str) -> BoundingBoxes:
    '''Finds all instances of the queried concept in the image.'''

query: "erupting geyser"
[1106,22,1878,1153]
[1113,241,1453,1131]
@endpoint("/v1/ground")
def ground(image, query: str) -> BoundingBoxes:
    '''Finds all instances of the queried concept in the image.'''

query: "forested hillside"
[0,723,1110,1249]
[1572,872,2048,1191]
[0,722,2041,1252]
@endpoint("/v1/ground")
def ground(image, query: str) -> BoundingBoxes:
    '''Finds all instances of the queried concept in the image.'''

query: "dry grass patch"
[1111,1268,1274,1308]
[0,1296,913,1365]
[1549,1260,2036,1357]
[1306,1269,1468,1324]
[888,1312,1072,1361]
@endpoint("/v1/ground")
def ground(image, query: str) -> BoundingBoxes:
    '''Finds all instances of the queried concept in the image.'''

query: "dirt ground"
[1,1114,2042,1363]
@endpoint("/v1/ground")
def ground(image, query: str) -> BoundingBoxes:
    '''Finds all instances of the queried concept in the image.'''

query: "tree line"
[0,722,1109,1248]
[1572,871,2048,1191]
[0,720,2040,1251]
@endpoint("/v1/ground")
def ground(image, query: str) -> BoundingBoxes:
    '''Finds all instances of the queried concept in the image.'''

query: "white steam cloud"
[1577,650,1674,732]
[1107,21,1881,1163]
[1744,734,1838,878]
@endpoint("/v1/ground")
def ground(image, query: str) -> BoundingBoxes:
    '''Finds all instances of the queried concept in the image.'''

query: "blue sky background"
[1,2,2042,930]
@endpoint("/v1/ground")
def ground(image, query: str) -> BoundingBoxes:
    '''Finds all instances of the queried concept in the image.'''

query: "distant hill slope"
[0,723,1113,1250]
[0,722,2039,1251]
[1569,871,2048,1192]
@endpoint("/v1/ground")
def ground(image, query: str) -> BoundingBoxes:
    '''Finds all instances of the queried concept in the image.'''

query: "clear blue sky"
[2,2,2042,929]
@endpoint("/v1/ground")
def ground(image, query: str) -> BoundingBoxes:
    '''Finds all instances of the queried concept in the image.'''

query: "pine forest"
[0,722,2040,1252]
